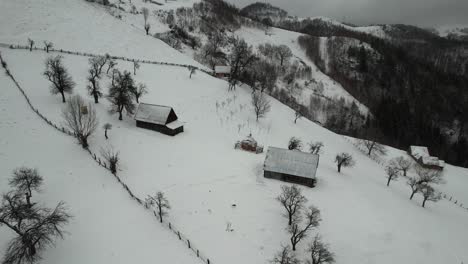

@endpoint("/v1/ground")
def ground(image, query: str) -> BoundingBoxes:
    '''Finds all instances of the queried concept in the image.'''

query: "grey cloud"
[227,0,468,27]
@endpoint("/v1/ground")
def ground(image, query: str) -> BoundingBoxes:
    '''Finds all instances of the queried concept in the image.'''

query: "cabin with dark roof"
[134,103,184,136]
[264,147,319,187]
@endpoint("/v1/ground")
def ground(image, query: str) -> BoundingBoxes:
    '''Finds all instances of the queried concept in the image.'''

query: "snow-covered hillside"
[1,0,468,264]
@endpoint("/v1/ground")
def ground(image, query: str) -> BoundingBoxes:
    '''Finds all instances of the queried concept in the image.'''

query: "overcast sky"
[226,0,468,27]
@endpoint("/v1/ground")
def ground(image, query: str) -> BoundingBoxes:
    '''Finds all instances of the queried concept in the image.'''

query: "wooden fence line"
[0,52,214,264]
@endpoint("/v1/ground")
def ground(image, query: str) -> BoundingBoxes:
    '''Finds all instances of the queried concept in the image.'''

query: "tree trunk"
[387,177,391,186]
[337,164,342,173]
[422,198,427,208]
[288,214,292,226]
[403,169,407,177]
[410,190,417,200]
[105,129,108,139]
[119,111,123,121]
[61,91,66,103]
[94,92,99,104]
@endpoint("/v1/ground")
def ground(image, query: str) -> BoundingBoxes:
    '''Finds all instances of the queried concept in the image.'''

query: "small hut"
[134,103,184,136]
[235,134,263,153]
[264,147,319,187]
[408,146,444,170]
[214,66,231,78]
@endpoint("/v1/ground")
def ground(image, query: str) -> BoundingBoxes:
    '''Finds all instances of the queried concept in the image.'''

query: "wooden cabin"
[134,103,184,136]
[264,147,319,187]
[214,66,231,78]
[408,146,444,170]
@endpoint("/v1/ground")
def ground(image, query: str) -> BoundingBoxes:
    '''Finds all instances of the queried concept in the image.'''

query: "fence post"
[187,240,191,249]
[178,231,181,240]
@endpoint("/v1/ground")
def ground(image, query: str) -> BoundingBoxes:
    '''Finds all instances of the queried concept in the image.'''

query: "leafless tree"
[146,192,171,223]
[43,55,75,103]
[335,153,355,173]
[100,146,120,174]
[275,45,293,67]
[228,37,256,91]
[359,139,387,157]
[308,142,324,154]
[388,156,412,176]
[188,66,196,78]
[251,91,271,121]
[294,110,303,124]
[132,83,148,103]
[89,56,108,76]
[8,167,43,208]
[142,7,150,35]
[270,245,300,264]
[419,185,441,208]
[306,234,335,264]
[277,185,307,226]
[106,59,117,74]
[43,41,53,53]
[199,31,227,70]
[87,58,105,103]
[288,137,303,151]
[407,166,444,200]
[27,38,34,51]
[108,70,136,120]
[288,206,321,251]
[62,95,98,149]
[103,123,112,140]
[385,164,399,186]
[0,170,70,264]
[133,61,140,75]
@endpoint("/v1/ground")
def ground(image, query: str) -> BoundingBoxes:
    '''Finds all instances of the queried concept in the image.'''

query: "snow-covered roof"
[166,120,184,130]
[134,103,173,125]
[409,146,430,159]
[215,66,231,74]
[409,146,444,168]
[264,147,319,179]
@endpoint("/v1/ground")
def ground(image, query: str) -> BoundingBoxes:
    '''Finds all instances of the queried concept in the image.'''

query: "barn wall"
[264,170,315,187]
[136,121,183,136]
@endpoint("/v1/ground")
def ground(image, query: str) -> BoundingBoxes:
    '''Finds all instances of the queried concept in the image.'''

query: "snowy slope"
[234,26,369,114]
[2,46,468,264]
[435,25,468,37]
[0,67,197,264]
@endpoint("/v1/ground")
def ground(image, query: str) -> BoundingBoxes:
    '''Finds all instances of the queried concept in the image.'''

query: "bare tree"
[27,38,35,51]
[100,146,120,174]
[133,61,140,75]
[108,70,136,120]
[89,56,108,76]
[87,58,104,103]
[251,91,271,121]
[275,45,293,67]
[145,192,171,223]
[142,7,150,35]
[407,166,444,200]
[277,185,307,226]
[271,245,300,264]
[294,110,303,124]
[288,206,321,251]
[385,164,399,186]
[288,137,303,151]
[43,41,53,53]
[228,37,256,91]
[419,185,441,208]
[359,139,387,157]
[306,234,335,264]
[0,169,70,264]
[43,56,75,103]
[335,153,355,173]
[62,95,98,149]
[132,83,148,103]
[407,176,420,200]
[199,31,227,70]
[9,167,43,208]
[388,156,412,176]
[103,123,112,140]
[188,66,196,78]
[308,142,324,154]
[106,59,117,74]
